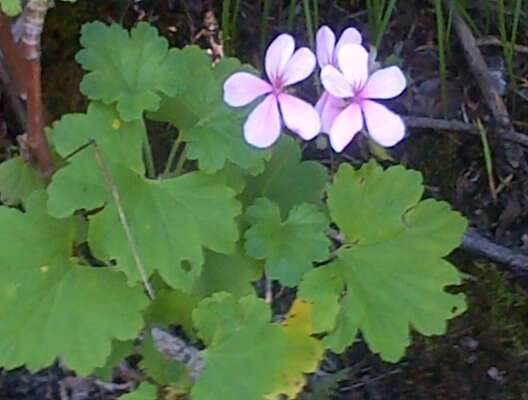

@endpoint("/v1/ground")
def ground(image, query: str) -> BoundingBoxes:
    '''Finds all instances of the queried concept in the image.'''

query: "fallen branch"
[403,116,528,147]
[462,228,528,275]
[447,1,522,167]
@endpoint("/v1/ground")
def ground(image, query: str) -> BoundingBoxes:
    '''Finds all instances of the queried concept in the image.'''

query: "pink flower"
[315,25,362,133]
[321,43,407,152]
[223,34,320,148]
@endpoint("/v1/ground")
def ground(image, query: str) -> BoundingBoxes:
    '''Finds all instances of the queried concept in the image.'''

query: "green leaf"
[150,47,269,174]
[139,333,191,389]
[0,157,45,206]
[299,161,468,362]
[47,102,145,218]
[192,247,262,298]
[119,383,158,400]
[76,22,181,121]
[245,198,330,286]
[0,0,21,16]
[191,293,323,400]
[87,167,241,291]
[94,340,135,381]
[242,136,328,217]
[0,191,148,375]
[145,289,199,335]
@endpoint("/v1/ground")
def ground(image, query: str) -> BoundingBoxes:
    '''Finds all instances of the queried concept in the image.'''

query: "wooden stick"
[403,115,528,147]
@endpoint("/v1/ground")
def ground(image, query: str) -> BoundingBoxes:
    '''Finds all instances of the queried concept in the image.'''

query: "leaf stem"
[91,139,156,300]
[162,134,182,177]
[142,128,156,178]
[173,144,188,176]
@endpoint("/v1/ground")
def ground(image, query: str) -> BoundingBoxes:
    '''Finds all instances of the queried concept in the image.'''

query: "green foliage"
[0,17,471,400]
[76,22,181,121]
[151,47,269,174]
[139,333,191,390]
[0,156,45,206]
[242,136,328,217]
[119,383,158,400]
[0,191,148,375]
[299,161,467,361]
[87,168,241,291]
[191,293,323,399]
[47,102,145,217]
[245,198,330,286]
[0,0,21,16]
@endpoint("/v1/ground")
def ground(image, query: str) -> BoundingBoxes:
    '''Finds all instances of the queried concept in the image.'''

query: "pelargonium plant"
[0,19,467,400]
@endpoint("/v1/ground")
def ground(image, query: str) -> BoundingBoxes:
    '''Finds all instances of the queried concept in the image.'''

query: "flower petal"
[329,102,363,152]
[316,25,336,68]
[265,34,295,83]
[282,47,316,86]
[278,93,321,140]
[223,72,272,107]
[335,27,362,55]
[362,66,407,99]
[320,65,354,98]
[244,95,282,148]
[337,43,369,90]
[316,91,344,133]
[362,100,405,147]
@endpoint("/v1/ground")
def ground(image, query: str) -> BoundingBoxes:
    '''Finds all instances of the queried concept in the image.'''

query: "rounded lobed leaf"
[245,198,330,286]
[191,293,323,400]
[0,191,148,375]
[299,161,468,362]
[76,22,182,121]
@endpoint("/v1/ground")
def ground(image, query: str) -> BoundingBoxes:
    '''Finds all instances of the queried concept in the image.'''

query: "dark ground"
[1,0,528,399]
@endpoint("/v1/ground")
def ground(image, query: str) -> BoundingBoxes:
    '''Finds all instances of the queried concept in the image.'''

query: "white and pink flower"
[223,34,320,148]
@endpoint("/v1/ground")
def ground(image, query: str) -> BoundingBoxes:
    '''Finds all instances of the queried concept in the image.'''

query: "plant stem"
[162,134,182,177]
[91,139,156,300]
[260,0,272,53]
[476,119,497,203]
[142,128,156,178]
[20,1,53,176]
[287,0,297,31]
[222,0,232,54]
[434,0,448,116]
[173,144,188,176]
[374,0,397,48]
[302,0,315,49]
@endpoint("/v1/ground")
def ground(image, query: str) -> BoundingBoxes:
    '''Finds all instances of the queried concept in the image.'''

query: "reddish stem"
[19,1,53,176]
[0,13,27,98]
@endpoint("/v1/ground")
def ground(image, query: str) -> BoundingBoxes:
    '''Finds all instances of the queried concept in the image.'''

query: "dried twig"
[403,115,528,147]
[462,228,528,275]
[447,2,522,167]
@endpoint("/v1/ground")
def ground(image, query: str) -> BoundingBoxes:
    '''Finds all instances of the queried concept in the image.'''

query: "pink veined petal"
[265,34,295,84]
[316,25,336,68]
[362,100,405,147]
[281,47,316,86]
[278,93,321,140]
[329,102,363,152]
[316,91,344,133]
[223,72,272,107]
[334,27,362,57]
[361,66,407,100]
[320,65,354,98]
[244,94,282,148]
[337,43,369,90]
